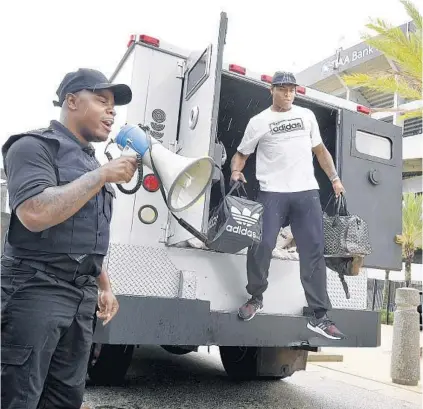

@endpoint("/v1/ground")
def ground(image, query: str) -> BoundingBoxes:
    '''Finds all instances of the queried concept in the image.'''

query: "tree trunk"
[382,270,390,309]
[405,259,412,287]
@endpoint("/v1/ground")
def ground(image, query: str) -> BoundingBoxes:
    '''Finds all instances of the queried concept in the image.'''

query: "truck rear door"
[339,109,403,271]
[167,12,228,246]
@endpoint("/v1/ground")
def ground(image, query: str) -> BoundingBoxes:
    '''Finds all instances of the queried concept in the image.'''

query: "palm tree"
[342,0,422,120]
[395,193,423,286]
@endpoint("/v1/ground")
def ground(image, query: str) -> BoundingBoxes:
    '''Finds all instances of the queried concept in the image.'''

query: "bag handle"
[216,166,248,200]
[332,193,350,227]
[324,192,349,216]
[336,193,349,216]
[228,180,248,198]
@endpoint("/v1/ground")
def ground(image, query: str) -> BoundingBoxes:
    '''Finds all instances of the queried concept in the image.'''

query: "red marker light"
[296,86,306,95]
[139,35,160,47]
[127,34,136,48]
[261,74,273,83]
[143,174,160,192]
[229,64,246,75]
[357,105,371,115]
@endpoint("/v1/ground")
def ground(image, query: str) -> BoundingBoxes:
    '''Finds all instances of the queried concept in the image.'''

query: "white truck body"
[88,12,403,384]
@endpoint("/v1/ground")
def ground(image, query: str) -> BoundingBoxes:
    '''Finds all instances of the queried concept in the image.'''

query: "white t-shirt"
[237,105,323,193]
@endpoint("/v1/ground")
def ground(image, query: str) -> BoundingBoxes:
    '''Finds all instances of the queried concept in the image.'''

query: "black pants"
[246,189,332,312]
[1,257,98,409]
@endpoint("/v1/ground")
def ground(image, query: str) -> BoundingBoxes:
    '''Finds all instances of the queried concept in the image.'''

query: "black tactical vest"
[1,123,116,256]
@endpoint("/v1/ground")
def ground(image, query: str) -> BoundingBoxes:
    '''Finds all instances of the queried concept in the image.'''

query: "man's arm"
[18,170,106,232]
[230,119,261,182]
[5,136,105,232]
[312,143,339,183]
[6,136,136,233]
[231,151,249,173]
[96,264,112,292]
[308,111,339,183]
[96,262,119,325]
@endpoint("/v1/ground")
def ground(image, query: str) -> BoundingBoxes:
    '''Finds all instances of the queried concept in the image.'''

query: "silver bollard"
[390,287,421,386]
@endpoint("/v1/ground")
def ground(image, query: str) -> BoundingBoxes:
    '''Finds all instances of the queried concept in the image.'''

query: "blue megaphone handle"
[115,124,150,157]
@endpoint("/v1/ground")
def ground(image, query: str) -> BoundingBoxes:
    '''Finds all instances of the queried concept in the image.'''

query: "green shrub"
[380,310,395,325]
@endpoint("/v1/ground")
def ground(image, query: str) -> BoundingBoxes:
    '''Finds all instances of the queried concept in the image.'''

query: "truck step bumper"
[93,295,381,348]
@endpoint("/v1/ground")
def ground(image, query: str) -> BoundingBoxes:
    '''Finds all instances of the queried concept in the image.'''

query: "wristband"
[331,175,340,183]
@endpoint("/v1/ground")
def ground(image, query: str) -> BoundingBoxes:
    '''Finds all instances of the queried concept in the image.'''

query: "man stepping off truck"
[231,71,346,340]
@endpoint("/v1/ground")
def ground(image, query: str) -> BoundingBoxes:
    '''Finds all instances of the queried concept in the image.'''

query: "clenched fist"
[100,156,138,184]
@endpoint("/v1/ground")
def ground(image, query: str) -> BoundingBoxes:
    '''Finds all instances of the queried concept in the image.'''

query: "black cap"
[272,71,298,86]
[53,68,132,107]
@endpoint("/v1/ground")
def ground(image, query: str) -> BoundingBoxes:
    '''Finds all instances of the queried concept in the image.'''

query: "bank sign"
[296,41,383,86]
[321,45,380,74]
[296,22,412,86]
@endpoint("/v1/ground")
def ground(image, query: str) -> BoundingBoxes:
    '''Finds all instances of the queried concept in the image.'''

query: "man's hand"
[231,170,247,184]
[332,178,346,197]
[100,157,138,184]
[97,290,119,326]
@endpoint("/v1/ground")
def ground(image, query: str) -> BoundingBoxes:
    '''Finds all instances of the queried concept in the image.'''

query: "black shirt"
[3,120,104,277]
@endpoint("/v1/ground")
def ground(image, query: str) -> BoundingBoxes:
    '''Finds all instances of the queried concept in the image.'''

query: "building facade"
[296,21,422,195]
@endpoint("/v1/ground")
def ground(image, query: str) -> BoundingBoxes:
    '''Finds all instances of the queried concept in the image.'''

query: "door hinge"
[177,60,185,79]
[169,140,182,154]
[160,221,173,243]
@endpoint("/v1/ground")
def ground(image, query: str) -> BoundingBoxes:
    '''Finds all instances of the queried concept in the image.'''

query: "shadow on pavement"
[83,346,419,409]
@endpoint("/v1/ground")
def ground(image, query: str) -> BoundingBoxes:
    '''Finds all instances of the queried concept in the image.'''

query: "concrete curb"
[307,352,344,362]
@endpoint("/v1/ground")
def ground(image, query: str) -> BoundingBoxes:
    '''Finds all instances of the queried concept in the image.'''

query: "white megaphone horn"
[114,124,215,213]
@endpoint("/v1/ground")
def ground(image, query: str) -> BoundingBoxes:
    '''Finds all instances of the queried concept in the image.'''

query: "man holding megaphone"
[1,68,136,409]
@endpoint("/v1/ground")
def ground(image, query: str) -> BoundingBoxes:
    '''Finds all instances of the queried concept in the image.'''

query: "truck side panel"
[108,44,184,249]
[339,109,403,271]
[93,294,381,348]
[106,243,368,313]
[167,12,228,245]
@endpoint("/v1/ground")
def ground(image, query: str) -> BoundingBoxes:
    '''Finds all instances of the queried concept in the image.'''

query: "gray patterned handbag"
[323,194,372,258]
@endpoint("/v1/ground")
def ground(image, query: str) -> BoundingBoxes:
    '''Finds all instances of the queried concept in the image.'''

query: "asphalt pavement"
[82,345,421,409]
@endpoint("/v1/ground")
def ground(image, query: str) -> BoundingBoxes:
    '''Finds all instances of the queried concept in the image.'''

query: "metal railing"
[367,278,422,324]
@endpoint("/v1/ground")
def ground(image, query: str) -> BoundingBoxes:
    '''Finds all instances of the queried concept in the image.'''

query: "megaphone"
[114,124,215,213]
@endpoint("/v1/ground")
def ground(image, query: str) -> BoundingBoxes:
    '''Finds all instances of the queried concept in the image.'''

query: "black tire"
[161,345,192,355]
[87,344,134,386]
[219,346,283,381]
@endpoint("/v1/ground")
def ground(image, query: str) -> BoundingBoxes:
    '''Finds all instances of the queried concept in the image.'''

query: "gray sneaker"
[238,297,263,321]
[306,314,346,340]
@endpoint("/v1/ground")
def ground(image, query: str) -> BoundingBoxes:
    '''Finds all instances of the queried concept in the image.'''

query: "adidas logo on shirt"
[269,118,304,135]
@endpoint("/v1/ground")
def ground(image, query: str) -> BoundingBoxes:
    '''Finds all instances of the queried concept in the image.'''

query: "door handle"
[368,169,381,185]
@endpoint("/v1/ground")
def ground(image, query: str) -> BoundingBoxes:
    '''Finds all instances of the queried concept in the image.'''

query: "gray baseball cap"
[53,68,132,107]
[272,71,298,86]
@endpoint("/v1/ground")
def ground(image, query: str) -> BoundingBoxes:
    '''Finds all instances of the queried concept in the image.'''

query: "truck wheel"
[220,346,264,380]
[219,346,308,381]
[87,343,134,386]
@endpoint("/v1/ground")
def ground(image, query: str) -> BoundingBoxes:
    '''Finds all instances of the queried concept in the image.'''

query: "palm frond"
[356,2,422,81]
[399,109,423,120]
[341,73,421,100]
[400,0,422,31]
[369,107,422,120]
[401,193,423,253]
[361,29,422,79]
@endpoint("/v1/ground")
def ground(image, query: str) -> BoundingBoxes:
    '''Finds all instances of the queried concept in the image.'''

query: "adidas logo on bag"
[230,206,260,227]
[226,206,261,239]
